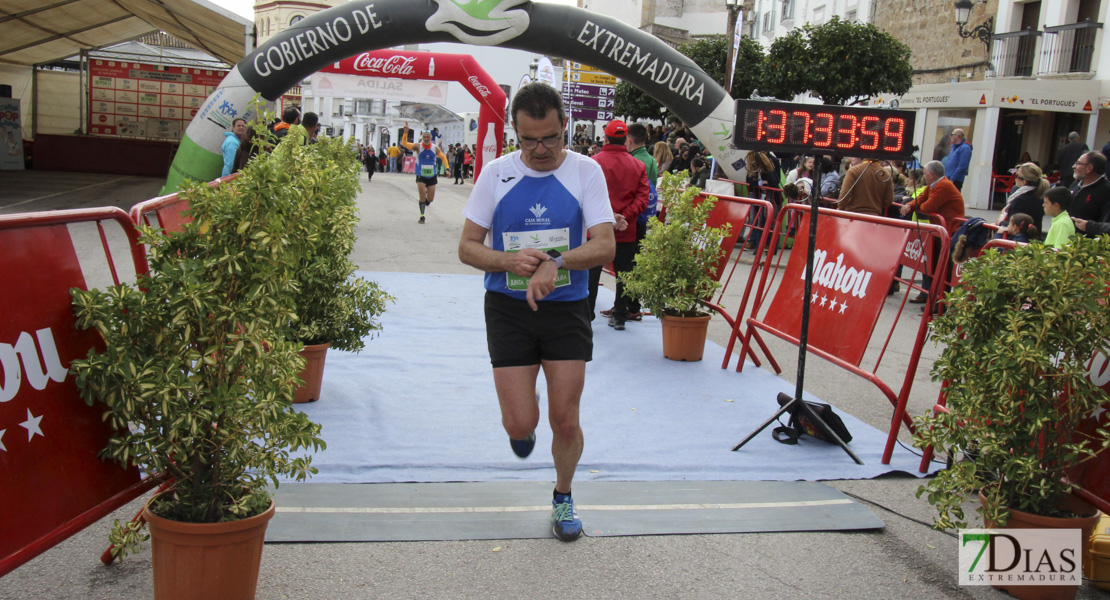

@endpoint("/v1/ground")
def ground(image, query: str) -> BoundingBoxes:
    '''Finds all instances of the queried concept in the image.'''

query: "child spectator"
[1042,187,1076,248]
[1001,213,1039,243]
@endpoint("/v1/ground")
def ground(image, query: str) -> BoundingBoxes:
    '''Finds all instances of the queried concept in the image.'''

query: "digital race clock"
[733,100,917,160]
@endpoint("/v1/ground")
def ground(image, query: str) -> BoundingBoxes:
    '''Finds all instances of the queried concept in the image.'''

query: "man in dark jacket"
[589,119,649,330]
[1057,131,1089,188]
[1069,151,1110,237]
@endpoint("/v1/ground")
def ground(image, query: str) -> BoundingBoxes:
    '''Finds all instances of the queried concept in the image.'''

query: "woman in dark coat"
[996,162,1048,229]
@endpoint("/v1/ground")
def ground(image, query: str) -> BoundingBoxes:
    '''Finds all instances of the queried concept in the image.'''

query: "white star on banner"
[0,429,6,452]
[1092,406,1106,421]
[20,409,43,441]
[839,301,848,314]
[819,295,827,307]
[811,293,818,304]
[828,298,839,311]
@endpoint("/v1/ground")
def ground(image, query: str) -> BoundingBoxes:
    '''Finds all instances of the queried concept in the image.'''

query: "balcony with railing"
[1038,20,1102,75]
[989,29,1041,77]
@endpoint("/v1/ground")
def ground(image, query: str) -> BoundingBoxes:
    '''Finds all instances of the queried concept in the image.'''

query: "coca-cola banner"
[319,50,507,175]
[309,72,449,103]
[761,211,909,367]
[162,0,741,193]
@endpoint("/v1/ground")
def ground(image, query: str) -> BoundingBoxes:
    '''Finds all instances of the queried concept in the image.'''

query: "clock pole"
[731,158,863,464]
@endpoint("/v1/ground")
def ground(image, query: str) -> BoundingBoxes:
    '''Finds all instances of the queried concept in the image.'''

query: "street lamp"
[724,0,742,92]
[955,0,993,50]
[529,58,539,82]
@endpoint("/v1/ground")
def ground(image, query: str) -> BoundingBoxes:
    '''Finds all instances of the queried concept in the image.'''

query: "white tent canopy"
[0,0,252,67]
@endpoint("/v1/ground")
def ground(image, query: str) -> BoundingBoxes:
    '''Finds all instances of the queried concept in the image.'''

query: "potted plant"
[619,170,729,361]
[262,135,394,403]
[70,147,327,599]
[913,237,1110,599]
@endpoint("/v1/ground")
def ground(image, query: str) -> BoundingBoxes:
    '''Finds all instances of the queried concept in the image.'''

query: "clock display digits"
[733,100,915,159]
[883,118,905,152]
[860,116,880,151]
[813,112,834,148]
[766,109,788,144]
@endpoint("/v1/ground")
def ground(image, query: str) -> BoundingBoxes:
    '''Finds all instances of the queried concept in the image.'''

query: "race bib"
[420,163,435,177]
[502,228,571,291]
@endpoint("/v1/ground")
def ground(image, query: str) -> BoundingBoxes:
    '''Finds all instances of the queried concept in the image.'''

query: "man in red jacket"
[589,120,650,330]
[900,160,966,304]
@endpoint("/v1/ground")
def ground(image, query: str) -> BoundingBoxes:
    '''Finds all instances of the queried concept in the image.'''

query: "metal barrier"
[726,204,951,464]
[0,208,160,577]
[129,174,236,232]
[696,193,775,347]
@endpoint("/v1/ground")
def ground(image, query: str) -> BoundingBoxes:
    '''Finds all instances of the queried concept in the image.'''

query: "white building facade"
[882,0,1108,209]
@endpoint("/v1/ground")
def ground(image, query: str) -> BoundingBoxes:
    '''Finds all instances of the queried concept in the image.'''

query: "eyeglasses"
[518,135,562,150]
[1076,161,1090,166]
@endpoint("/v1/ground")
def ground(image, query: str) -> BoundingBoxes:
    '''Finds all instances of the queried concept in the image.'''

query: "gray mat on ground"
[266,481,883,541]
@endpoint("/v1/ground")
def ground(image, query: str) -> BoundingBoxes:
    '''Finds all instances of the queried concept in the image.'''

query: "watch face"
[734,100,916,161]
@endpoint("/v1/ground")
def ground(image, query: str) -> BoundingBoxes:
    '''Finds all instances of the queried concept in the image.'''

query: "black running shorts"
[416,175,438,186]
[483,291,593,368]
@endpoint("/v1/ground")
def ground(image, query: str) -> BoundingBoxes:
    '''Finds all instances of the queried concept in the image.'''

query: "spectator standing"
[302,112,319,144]
[388,143,402,172]
[1057,132,1089,188]
[653,141,673,175]
[221,118,246,176]
[837,158,894,217]
[453,143,466,184]
[688,157,710,189]
[1068,151,1110,237]
[786,155,814,185]
[946,129,972,191]
[589,119,649,330]
[270,107,300,144]
[232,126,262,173]
[819,156,841,197]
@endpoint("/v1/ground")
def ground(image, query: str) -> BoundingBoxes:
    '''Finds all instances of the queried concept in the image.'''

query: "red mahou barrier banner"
[760,211,908,367]
[0,211,149,576]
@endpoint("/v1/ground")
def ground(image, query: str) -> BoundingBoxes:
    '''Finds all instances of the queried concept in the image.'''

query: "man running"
[401,123,449,224]
[458,83,615,541]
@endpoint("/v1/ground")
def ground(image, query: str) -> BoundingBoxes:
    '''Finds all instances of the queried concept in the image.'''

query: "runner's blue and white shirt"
[462,151,613,302]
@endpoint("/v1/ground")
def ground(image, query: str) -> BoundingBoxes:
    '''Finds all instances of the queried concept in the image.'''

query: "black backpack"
[772,393,853,445]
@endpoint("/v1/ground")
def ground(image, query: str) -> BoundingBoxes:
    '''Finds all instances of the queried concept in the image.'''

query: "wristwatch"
[544,249,563,269]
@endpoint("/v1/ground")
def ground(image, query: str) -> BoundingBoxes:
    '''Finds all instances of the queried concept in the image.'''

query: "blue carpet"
[285,271,935,484]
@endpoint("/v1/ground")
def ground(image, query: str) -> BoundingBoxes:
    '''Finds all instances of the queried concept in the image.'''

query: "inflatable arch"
[318,49,507,179]
[163,0,743,193]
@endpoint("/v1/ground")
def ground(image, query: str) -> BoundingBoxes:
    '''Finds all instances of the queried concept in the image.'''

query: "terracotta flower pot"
[144,498,275,600]
[659,313,711,362]
[979,490,1101,600]
[293,341,330,403]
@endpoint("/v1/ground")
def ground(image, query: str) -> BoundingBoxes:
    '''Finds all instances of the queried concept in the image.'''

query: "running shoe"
[551,493,583,541]
[418,216,425,224]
